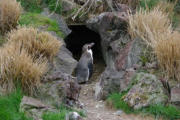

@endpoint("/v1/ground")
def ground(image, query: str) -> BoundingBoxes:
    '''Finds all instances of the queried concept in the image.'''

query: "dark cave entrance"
[65,25,106,80]
[65,25,105,64]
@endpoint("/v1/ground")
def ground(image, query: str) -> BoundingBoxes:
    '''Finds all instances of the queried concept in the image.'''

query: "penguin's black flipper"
[88,60,93,79]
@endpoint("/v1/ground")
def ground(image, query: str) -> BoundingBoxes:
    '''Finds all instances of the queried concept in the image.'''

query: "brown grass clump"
[7,27,62,60]
[128,8,172,47]
[0,0,22,34]
[154,32,180,81]
[0,44,47,95]
[0,27,62,94]
[128,6,180,81]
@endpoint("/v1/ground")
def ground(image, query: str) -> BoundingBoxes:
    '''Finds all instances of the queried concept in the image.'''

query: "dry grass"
[128,6,180,81]
[128,8,172,47]
[0,27,62,95]
[0,0,22,34]
[0,44,47,95]
[7,27,62,60]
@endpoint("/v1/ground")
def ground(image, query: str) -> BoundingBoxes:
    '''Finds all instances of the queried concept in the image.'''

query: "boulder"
[41,8,72,38]
[87,11,144,100]
[171,85,180,106]
[20,96,57,120]
[36,72,81,107]
[61,0,77,13]
[66,112,82,120]
[123,73,168,110]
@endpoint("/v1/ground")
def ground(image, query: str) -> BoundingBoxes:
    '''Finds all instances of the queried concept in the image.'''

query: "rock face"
[171,85,180,106]
[36,71,81,107]
[123,73,168,110]
[20,96,57,120]
[87,11,143,100]
[66,112,82,120]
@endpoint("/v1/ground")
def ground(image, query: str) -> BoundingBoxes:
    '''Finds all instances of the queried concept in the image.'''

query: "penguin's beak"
[89,43,95,48]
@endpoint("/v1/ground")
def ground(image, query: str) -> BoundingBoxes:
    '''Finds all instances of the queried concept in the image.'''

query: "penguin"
[75,43,95,84]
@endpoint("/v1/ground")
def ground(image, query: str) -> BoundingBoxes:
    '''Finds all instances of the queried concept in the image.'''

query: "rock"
[123,73,168,110]
[171,86,180,106]
[95,68,124,100]
[61,0,77,13]
[66,112,82,120]
[49,45,77,75]
[114,110,123,116]
[20,96,57,120]
[87,11,144,100]
[41,8,72,37]
[36,72,80,107]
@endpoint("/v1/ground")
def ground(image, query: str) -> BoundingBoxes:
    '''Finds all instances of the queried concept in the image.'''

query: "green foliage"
[107,92,180,119]
[142,104,180,120]
[0,35,5,46]
[42,105,85,120]
[19,12,65,38]
[106,93,133,114]
[17,0,42,13]
[139,0,160,10]
[45,0,62,14]
[0,89,32,120]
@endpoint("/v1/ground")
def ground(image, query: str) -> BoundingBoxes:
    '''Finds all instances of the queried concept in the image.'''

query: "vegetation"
[0,0,22,34]
[0,27,62,95]
[19,12,65,38]
[45,0,62,14]
[106,93,180,119]
[0,43,48,95]
[128,5,180,81]
[0,88,32,120]
[42,105,85,120]
[7,27,62,59]
[17,0,42,13]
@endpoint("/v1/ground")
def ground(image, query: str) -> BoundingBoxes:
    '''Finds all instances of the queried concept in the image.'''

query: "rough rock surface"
[42,8,71,37]
[36,72,81,107]
[123,73,168,110]
[66,112,82,120]
[171,85,180,106]
[20,96,57,120]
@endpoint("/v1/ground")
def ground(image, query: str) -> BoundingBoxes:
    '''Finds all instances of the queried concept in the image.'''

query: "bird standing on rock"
[75,43,95,84]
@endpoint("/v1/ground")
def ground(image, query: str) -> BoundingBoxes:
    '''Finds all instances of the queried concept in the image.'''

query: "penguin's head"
[82,42,95,52]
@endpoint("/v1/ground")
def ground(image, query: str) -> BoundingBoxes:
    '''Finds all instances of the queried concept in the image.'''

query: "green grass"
[139,0,160,10]
[106,93,133,114]
[17,0,42,13]
[19,12,65,38]
[42,105,85,120]
[0,89,32,120]
[45,0,62,14]
[106,93,180,120]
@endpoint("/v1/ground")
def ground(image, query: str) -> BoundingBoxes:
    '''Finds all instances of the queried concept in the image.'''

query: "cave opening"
[64,25,106,80]
[65,25,105,63]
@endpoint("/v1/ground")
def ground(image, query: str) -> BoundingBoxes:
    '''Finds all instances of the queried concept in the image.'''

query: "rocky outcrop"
[171,85,180,106]
[20,96,57,120]
[123,73,168,110]
[87,11,143,100]
[36,72,81,107]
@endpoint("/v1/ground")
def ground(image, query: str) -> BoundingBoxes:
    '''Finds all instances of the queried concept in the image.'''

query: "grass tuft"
[106,93,133,114]
[0,0,22,34]
[17,0,42,13]
[0,88,32,120]
[42,105,85,120]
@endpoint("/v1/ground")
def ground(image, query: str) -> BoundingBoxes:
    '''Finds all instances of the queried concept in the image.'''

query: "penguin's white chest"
[87,49,93,59]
